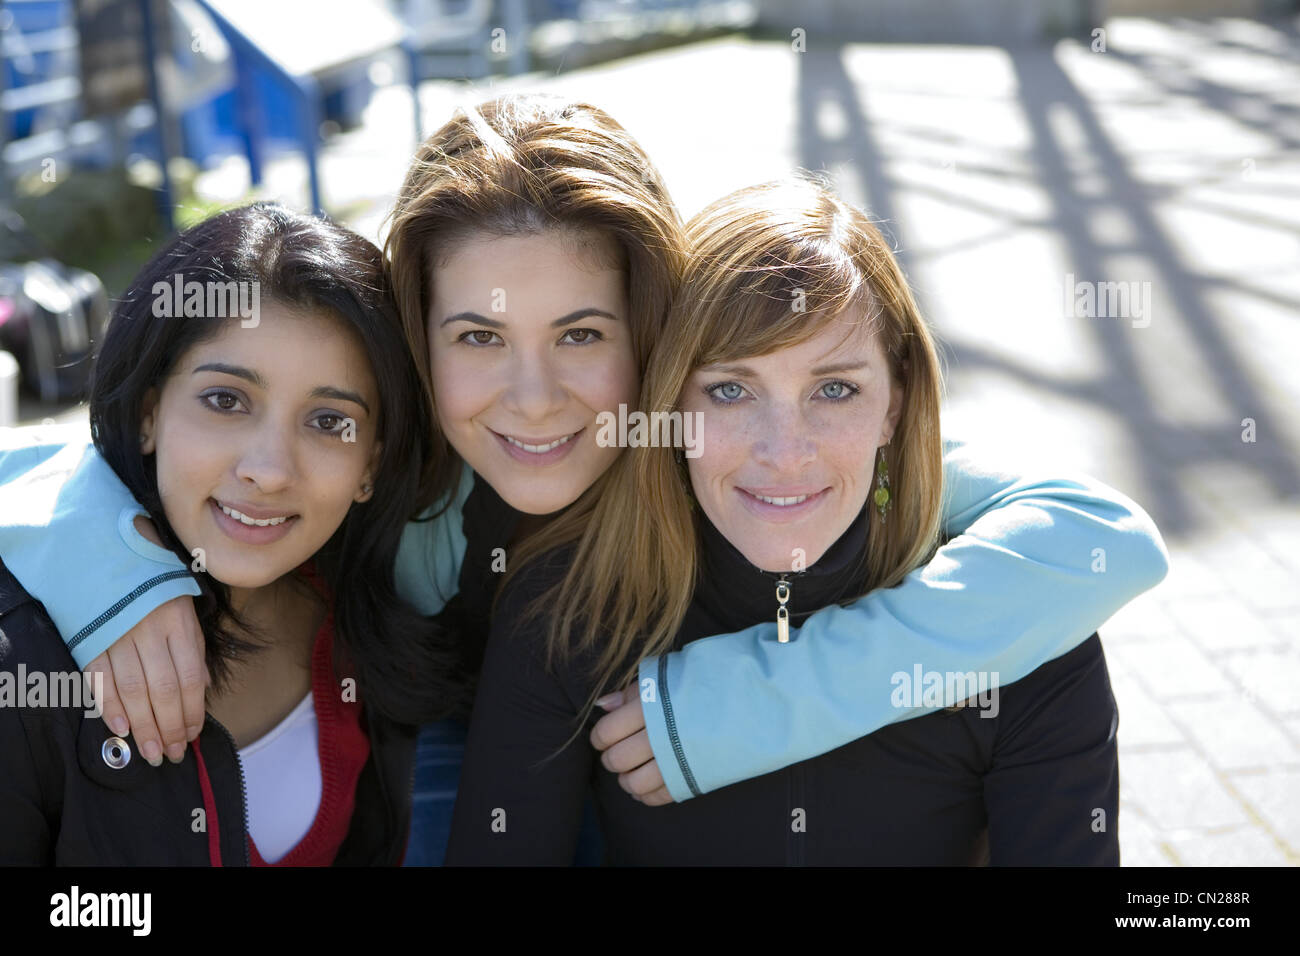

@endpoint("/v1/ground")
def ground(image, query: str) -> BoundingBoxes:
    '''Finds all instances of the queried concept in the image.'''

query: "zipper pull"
[776,576,791,643]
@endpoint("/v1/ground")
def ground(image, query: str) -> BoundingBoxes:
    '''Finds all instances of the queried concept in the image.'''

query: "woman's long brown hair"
[384,93,687,511]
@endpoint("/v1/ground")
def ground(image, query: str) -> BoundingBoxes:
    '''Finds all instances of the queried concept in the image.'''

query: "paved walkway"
[45,15,1300,865]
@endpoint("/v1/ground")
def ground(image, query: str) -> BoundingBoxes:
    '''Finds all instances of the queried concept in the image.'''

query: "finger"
[86,652,130,738]
[135,632,187,762]
[108,641,164,767]
[600,728,655,775]
[639,785,674,807]
[616,756,664,798]
[589,693,647,752]
[168,624,207,742]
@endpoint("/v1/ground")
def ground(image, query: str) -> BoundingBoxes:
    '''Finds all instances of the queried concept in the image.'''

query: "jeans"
[404,719,606,865]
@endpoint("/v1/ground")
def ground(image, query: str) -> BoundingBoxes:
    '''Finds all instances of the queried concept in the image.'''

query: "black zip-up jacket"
[444,504,1121,865]
[0,558,416,866]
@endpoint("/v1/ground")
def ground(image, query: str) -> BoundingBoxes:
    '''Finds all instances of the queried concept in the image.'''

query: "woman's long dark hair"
[89,202,467,724]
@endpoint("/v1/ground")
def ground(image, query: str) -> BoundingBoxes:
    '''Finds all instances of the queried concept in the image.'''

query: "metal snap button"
[102,736,132,769]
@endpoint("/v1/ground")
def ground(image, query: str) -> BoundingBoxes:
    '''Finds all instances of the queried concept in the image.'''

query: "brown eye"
[561,329,601,345]
[459,330,501,347]
[201,390,244,413]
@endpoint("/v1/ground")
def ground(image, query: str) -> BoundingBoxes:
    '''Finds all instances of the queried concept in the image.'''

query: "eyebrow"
[438,308,619,329]
[702,360,871,377]
[192,362,372,415]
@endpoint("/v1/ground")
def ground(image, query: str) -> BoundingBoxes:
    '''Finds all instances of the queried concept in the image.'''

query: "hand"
[591,683,674,806]
[86,595,208,767]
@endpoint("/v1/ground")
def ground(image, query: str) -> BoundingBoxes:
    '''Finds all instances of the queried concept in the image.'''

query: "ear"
[355,441,383,504]
[138,387,160,455]
[882,364,905,445]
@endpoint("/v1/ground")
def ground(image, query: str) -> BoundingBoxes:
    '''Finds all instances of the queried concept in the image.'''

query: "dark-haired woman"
[0,204,461,864]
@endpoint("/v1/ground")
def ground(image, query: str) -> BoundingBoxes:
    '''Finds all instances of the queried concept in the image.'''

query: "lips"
[735,486,831,523]
[214,499,297,526]
[208,498,300,546]
[498,431,579,454]
[488,426,586,466]
[739,488,827,506]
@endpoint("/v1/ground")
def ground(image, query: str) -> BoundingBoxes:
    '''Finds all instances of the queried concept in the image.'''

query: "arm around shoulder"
[0,435,200,668]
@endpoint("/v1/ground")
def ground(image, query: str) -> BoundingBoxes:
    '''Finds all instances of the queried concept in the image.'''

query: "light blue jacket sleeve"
[0,425,202,669]
[638,435,1170,802]
[393,462,474,616]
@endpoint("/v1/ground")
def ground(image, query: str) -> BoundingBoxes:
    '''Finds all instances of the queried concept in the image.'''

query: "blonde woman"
[444,177,1132,865]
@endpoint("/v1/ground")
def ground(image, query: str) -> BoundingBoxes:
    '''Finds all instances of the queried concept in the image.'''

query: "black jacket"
[444,505,1121,866]
[0,558,417,866]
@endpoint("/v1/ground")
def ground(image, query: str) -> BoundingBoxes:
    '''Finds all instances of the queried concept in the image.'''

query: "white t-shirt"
[237,691,321,863]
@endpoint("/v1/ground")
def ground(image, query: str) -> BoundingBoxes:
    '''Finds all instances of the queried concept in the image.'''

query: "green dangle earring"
[873,444,892,524]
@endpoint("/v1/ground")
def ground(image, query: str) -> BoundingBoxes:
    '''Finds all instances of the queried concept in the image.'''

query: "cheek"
[154,409,222,502]
[823,394,891,479]
[430,343,487,428]
[571,346,640,411]
[687,420,746,494]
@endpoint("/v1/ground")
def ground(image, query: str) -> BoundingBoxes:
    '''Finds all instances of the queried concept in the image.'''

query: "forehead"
[181,301,375,384]
[430,229,624,290]
[711,303,886,370]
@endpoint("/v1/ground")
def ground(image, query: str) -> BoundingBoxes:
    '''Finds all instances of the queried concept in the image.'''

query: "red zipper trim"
[191,738,224,867]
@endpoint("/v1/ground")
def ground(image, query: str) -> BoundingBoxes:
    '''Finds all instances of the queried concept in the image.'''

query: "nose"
[500,346,570,424]
[750,403,818,474]
[233,417,297,493]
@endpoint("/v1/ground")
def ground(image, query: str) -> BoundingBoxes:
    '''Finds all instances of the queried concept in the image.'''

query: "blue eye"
[705,382,748,404]
[819,381,859,401]
[560,328,603,345]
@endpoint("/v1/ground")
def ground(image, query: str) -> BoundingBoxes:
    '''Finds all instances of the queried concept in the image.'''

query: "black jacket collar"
[693,502,871,634]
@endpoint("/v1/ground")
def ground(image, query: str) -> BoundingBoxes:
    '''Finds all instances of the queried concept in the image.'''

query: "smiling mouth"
[214,500,296,527]
[752,493,811,507]
[737,487,832,511]
[493,429,582,454]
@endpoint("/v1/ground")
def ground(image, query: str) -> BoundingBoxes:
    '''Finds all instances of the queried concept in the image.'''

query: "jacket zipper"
[775,575,792,643]
[776,574,806,866]
[204,712,252,866]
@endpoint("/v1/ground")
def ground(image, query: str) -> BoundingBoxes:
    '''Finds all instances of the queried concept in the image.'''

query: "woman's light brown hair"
[511,174,946,739]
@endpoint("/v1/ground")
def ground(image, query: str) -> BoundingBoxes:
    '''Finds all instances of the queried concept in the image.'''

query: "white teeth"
[755,494,810,507]
[219,503,291,527]
[503,432,575,454]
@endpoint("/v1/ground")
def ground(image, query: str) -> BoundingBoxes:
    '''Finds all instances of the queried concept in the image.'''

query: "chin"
[203,558,298,590]
[497,486,580,516]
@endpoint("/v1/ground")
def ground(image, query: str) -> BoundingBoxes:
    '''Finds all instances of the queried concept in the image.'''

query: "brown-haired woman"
[444,176,1129,865]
